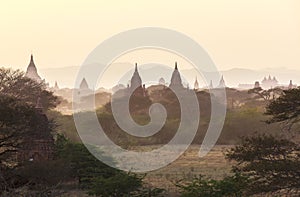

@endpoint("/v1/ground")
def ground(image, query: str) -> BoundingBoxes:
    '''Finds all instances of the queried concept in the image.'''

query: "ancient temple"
[25,54,42,83]
[76,77,93,103]
[129,63,146,96]
[288,80,297,89]
[169,62,183,89]
[54,81,59,89]
[159,77,166,86]
[261,75,278,89]
[18,98,54,162]
[194,77,199,90]
[79,78,89,90]
[130,63,142,90]
[254,81,260,88]
[218,75,226,88]
[209,80,214,89]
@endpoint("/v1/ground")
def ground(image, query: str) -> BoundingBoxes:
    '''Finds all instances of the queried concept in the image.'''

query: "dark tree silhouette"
[0,68,59,110]
[226,134,300,195]
[265,87,300,132]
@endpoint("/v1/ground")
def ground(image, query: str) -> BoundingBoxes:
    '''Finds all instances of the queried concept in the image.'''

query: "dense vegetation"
[0,68,164,196]
[1,67,300,196]
[176,87,300,196]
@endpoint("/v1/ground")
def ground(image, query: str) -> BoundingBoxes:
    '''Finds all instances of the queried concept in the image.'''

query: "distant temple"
[209,80,213,89]
[128,63,146,96]
[76,77,93,100]
[261,75,278,89]
[25,54,43,83]
[54,81,59,89]
[130,63,142,90]
[217,75,226,88]
[79,78,89,90]
[194,77,199,90]
[288,80,297,89]
[254,81,260,88]
[238,75,296,90]
[159,77,166,86]
[169,62,184,89]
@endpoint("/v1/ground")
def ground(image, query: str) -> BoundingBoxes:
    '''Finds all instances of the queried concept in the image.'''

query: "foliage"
[55,136,165,196]
[0,67,59,166]
[226,134,300,195]
[176,173,248,197]
[265,87,300,131]
[248,87,283,103]
[0,94,42,166]
[0,67,59,109]
[88,172,143,197]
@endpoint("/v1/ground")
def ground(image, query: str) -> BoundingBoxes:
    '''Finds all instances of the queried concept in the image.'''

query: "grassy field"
[139,145,234,194]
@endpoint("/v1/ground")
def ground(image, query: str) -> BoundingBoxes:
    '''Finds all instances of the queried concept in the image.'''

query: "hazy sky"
[1,0,300,72]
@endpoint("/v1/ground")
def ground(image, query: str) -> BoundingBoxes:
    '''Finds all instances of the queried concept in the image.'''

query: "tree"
[0,68,59,193]
[0,67,59,110]
[0,94,37,166]
[0,94,61,194]
[176,173,249,197]
[55,136,117,188]
[88,172,143,197]
[55,136,158,196]
[265,87,300,132]
[248,87,283,103]
[0,67,59,165]
[226,134,300,195]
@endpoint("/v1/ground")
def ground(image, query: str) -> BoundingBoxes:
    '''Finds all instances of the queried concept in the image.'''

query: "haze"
[1,0,300,80]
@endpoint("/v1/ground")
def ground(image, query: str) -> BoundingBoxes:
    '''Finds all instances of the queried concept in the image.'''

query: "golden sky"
[1,0,300,71]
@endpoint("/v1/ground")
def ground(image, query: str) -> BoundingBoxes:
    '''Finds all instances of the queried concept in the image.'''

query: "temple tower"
[25,54,42,83]
[169,62,183,89]
[194,77,199,90]
[130,63,142,90]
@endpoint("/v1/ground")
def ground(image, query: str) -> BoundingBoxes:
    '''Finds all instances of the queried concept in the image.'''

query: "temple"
[218,75,226,88]
[25,54,42,83]
[261,75,278,89]
[130,63,142,90]
[169,62,184,89]
[79,78,89,90]
[194,77,199,90]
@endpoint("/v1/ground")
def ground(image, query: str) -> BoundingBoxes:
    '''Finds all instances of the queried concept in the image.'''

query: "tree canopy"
[266,87,300,131]
[0,67,59,109]
[226,134,300,195]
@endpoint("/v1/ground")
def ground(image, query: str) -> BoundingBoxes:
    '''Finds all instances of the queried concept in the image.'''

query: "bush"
[176,173,248,197]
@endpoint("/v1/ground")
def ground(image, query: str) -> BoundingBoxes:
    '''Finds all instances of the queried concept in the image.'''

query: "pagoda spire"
[25,54,42,83]
[175,62,178,70]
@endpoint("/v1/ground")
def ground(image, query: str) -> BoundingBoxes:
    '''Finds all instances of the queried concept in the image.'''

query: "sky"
[1,0,300,74]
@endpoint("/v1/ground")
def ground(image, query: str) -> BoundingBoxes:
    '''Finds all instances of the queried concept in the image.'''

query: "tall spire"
[209,80,213,89]
[288,80,293,89]
[169,62,183,88]
[54,81,59,89]
[130,63,142,90]
[218,75,226,88]
[79,78,89,89]
[194,76,199,90]
[25,54,42,83]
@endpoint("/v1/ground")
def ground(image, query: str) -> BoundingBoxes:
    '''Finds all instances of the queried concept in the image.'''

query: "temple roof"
[79,78,89,89]
[130,63,142,89]
[25,54,42,83]
[169,62,183,88]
